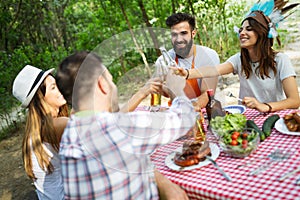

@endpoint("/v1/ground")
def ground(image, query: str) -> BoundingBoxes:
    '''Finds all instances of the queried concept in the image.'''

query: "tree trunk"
[187,0,195,15]
[56,0,70,49]
[118,0,151,77]
[100,1,127,75]
[187,0,201,45]
[171,0,176,13]
[137,0,161,56]
[3,0,23,51]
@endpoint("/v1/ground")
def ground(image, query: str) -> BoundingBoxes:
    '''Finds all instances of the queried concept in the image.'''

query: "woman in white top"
[12,65,68,199]
[173,0,300,112]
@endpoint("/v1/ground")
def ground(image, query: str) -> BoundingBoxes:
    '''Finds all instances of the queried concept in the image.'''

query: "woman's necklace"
[250,61,259,68]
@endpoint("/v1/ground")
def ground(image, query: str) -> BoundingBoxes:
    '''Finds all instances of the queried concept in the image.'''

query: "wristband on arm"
[263,102,272,113]
[185,69,189,80]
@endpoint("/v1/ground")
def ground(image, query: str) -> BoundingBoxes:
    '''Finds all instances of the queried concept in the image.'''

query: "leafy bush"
[0,45,69,139]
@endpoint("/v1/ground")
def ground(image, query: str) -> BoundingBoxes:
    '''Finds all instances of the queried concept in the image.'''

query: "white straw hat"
[12,65,54,108]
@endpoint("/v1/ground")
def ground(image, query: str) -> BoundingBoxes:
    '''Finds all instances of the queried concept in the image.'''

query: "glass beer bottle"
[150,93,161,107]
[193,110,206,141]
[206,89,225,124]
[150,63,162,108]
[159,46,174,106]
[159,46,177,68]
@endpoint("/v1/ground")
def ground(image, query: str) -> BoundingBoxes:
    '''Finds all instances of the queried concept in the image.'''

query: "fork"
[226,91,243,102]
[236,149,279,169]
[249,149,292,176]
[278,166,300,181]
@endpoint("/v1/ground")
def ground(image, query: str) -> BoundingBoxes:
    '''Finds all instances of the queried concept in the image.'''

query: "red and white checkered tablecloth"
[150,109,300,200]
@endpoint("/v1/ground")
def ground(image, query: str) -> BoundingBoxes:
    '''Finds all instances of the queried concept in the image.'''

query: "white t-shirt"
[226,52,296,103]
[31,142,64,200]
[156,45,220,89]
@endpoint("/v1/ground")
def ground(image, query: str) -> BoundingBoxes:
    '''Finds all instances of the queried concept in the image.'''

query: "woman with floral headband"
[173,0,300,112]
[12,65,69,199]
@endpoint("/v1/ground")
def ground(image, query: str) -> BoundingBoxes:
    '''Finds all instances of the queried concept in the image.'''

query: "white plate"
[165,143,220,171]
[223,105,246,114]
[275,118,300,136]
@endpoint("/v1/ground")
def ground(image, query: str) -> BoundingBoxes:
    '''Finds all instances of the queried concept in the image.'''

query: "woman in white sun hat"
[12,65,69,200]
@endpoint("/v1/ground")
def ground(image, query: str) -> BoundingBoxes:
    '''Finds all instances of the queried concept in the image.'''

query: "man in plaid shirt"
[57,51,196,199]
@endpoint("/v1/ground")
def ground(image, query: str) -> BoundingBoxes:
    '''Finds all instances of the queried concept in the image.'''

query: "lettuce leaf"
[210,113,247,137]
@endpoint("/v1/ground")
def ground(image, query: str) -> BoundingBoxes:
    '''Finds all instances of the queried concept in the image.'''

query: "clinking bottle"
[159,46,175,106]
[150,64,162,107]
[159,46,177,68]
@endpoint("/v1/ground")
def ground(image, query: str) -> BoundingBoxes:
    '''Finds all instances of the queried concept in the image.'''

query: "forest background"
[0,0,298,140]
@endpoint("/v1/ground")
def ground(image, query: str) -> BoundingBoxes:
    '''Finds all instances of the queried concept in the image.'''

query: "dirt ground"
[0,124,38,200]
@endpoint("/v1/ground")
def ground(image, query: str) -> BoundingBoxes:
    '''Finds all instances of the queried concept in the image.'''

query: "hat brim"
[22,68,55,107]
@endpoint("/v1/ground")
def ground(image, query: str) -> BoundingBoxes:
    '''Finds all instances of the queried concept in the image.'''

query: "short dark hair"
[166,13,196,30]
[56,51,104,110]
[56,51,87,105]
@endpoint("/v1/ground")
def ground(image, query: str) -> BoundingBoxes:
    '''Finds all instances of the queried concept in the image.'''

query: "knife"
[278,166,300,181]
[205,156,232,181]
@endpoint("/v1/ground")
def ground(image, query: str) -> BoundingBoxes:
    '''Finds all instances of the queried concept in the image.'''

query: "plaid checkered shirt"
[59,96,196,199]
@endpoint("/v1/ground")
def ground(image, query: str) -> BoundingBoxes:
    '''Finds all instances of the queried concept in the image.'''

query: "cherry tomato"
[231,134,239,140]
[232,131,240,137]
[242,133,248,139]
[231,140,238,146]
[242,140,248,149]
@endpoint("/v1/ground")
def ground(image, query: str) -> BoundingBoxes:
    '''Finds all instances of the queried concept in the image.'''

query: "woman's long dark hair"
[240,18,277,79]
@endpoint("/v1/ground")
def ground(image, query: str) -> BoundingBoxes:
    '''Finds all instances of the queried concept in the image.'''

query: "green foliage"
[191,0,249,62]
[0,45,70,138]
[0,47,31,113]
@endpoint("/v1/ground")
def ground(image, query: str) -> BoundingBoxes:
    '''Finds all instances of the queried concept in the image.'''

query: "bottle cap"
[207,89,214,96]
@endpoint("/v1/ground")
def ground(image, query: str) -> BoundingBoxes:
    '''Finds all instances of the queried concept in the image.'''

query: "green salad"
[210,113,247,137]
[210,114,260,157]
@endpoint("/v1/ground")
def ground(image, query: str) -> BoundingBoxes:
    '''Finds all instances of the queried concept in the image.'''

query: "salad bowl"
[218,128,260,158]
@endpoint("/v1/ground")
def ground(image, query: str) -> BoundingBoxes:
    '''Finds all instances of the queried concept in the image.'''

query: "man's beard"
[173,39,193,58]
